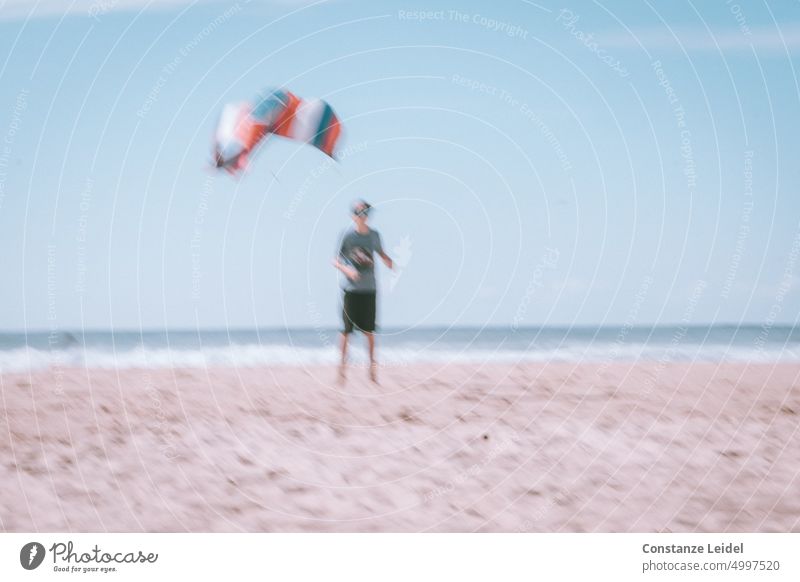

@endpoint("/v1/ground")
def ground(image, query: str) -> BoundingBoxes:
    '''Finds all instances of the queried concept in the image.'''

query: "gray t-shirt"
[338,228,383,292]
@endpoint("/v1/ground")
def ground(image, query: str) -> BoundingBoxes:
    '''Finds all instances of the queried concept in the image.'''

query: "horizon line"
[1,321,796,335]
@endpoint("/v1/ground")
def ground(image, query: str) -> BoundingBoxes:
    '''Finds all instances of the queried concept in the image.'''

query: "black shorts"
[342,291,376,334]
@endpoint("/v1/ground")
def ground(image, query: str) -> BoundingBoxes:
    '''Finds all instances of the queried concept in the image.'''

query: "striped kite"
[213,87,341,176]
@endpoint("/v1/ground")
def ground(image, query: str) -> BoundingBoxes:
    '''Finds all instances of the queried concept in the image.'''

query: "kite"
[213,87,342,175]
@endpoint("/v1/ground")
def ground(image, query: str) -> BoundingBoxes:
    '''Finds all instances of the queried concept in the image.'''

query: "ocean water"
[0,325,798,372]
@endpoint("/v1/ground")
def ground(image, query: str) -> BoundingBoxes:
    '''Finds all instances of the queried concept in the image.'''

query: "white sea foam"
[0,341,798,373]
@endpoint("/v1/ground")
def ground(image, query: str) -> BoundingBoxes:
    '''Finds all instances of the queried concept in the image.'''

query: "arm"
[332,257,359,281]
[375,232,393,269]
[377,250,393,270]
[333,235,359,281]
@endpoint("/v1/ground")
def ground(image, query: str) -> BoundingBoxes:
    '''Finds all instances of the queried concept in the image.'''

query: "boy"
[332,200,393,383]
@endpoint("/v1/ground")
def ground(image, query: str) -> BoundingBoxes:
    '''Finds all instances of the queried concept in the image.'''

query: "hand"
[346,268,360,282]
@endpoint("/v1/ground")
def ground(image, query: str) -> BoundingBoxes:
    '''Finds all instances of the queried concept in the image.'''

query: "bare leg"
[338,333,349,384]
[365,332,377,383]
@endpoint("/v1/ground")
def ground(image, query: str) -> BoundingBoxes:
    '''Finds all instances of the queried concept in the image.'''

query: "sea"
[0,325,798,372]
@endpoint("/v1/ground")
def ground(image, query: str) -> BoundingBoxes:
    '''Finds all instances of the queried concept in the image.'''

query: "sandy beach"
[1,362,798,532]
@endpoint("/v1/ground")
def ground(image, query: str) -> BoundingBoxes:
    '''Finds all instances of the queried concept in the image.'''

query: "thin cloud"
[0,0,203,21]
[600,24,800,53]
[0,0,317,21]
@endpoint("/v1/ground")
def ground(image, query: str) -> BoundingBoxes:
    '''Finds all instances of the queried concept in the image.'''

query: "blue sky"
[1,0,799,331]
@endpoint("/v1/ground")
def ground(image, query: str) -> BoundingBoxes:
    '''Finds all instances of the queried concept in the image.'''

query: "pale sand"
[1,362,798,532]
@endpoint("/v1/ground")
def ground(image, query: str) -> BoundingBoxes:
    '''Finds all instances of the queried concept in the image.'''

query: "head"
[351,199,372,227]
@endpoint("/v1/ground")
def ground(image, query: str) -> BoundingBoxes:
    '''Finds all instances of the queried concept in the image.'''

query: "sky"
[0,0,799,331]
